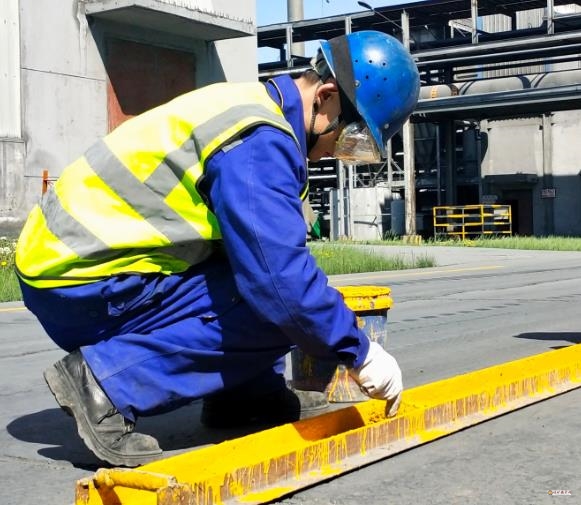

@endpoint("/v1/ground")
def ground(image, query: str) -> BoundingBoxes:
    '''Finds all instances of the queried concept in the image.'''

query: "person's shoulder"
[231,124,299,155]
[209,124,300,166]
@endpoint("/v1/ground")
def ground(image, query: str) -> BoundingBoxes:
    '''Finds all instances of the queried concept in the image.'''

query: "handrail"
[433,204,512,240]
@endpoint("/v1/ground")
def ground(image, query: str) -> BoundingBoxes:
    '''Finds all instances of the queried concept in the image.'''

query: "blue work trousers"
[19,257,291,422]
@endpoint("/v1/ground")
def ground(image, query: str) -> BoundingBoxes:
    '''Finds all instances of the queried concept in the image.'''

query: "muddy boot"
[200,386,329,429]
[43,350,162,467]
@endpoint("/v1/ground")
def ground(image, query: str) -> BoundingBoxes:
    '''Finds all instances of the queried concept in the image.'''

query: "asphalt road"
[2,246,581,505]
[299,246,581,505]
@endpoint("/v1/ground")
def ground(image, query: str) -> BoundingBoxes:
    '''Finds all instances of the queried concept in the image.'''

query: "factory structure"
[2,0,581,239]
[260,0,581,239]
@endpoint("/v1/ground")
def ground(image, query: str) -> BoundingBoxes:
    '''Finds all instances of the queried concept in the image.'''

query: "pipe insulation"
[420,68,581,99]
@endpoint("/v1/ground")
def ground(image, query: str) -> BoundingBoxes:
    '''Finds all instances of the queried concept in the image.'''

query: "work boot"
[43,350,162,467]
[200,385,329,429]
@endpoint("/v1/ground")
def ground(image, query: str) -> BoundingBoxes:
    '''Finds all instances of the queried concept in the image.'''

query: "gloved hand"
[348,341,403,417]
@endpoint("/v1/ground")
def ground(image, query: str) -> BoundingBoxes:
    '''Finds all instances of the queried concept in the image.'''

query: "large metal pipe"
[287,0,305,56]
[419,68,581,99]
[415,30,581,62]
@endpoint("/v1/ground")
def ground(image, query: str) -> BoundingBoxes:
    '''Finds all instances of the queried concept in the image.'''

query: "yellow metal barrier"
[433,204,512,240]
[76,343,581,505]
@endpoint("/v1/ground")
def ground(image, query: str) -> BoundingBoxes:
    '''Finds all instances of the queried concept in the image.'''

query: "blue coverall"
[19,75,371,422]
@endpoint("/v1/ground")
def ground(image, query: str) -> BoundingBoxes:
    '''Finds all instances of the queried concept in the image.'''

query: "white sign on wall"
[481,194,498,204]
[541,188,556,199]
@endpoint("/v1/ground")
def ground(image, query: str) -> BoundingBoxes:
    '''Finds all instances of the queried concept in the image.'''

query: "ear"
[315,79,339,107]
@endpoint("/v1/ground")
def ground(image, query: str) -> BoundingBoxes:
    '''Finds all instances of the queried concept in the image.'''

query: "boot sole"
[44,362,161,467]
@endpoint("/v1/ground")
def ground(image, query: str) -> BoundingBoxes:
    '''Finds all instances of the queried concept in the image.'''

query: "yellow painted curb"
[76,344,581,505]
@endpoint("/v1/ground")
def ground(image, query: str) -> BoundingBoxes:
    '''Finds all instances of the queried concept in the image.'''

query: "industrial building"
[0,0,256,234]
[259,0,581,239]
[2,0,581,238]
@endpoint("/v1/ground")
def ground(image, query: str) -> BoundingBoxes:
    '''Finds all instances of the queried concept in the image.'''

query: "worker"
[15,30,420,467]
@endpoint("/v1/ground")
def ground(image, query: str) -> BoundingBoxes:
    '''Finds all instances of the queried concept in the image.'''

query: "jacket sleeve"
[204,125,370,368]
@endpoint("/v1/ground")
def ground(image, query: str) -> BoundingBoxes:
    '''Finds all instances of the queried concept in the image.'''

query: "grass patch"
[428,235,581,251]
[0,236,21,303]
[0,238,436,303]
[363,235,581,251]
[309,242,436,275]
[4,234,578,303]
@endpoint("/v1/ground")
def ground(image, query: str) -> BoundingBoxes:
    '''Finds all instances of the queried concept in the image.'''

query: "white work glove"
[348,341,403,417]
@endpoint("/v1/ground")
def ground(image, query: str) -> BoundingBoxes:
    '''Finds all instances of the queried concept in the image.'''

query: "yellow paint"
[336,285,393,311]
[76,344,581,505]
[0,306,26,313]
[324,365,367,403]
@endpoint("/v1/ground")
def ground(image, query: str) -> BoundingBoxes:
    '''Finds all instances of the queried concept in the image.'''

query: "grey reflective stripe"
[85,140,202,245]
[163,242,214,266]
[144,138,200,199]
[41,188,110,259]
[135,103,293,202]
[193,103,295,155]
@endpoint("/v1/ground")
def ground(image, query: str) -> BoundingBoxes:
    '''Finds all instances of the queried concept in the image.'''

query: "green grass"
[0,238,435,303]
[3,234,580,303]
[426,235,581,251]
[309,243,436,275]
[0,236,21,303]
[363,235,581,251]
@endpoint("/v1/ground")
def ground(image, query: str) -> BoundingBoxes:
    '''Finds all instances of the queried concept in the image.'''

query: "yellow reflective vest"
[16,82,303,288]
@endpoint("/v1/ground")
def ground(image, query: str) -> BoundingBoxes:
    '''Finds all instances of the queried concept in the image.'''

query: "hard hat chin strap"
[306,85,342,152]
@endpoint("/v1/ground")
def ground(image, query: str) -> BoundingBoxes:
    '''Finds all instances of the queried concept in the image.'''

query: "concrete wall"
[480,112,581,236]
[482,117,542,177]
[1,0,257,234]
[551,110,581,235]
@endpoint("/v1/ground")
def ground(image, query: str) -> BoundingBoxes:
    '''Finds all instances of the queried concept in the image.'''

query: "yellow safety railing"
[433,204,512,240]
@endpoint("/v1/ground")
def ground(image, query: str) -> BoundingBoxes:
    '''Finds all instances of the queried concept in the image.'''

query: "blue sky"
[257,0,371,26]
[256,0,412,61]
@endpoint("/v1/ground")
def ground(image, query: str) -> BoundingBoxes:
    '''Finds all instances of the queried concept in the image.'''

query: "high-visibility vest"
[16,82,305,288]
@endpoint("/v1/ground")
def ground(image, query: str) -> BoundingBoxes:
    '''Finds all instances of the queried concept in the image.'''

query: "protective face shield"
[313,30,420,159]
[333,121,381,165]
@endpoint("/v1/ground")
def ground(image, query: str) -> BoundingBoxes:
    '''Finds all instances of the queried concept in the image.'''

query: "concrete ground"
[2,245,581,504]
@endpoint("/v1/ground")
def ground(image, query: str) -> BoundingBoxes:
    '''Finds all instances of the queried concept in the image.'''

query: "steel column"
[401,9,417,238]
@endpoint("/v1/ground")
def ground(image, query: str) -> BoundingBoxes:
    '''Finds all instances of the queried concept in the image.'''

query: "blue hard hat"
[315,30,420,157]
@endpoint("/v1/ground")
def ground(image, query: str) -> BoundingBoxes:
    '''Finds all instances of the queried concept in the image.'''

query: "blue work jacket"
[204,75,370,368]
